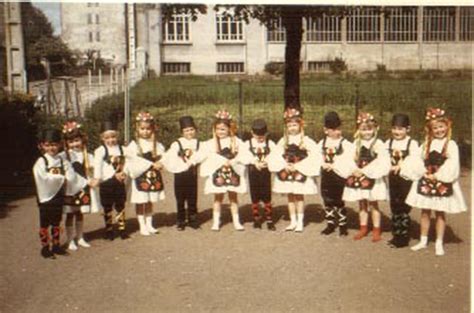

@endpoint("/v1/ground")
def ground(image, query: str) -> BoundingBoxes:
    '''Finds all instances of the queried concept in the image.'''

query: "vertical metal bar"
[238,81,243,133]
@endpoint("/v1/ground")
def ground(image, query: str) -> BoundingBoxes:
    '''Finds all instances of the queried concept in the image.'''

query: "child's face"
[182,127,196,140]
[359,123,376,140]
[66,137,84,151]
[137,122,153,140]
[101,130,118,146]
[252,131,266,143]
[286,120,301,136]
[432,120,448,139]
[215,123,230,139]
[391,125,409,140]
[324,127,342,139]
[41,141,61,156]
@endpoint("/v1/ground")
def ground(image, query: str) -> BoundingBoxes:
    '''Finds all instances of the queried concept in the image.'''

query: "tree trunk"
[282,9,303,110]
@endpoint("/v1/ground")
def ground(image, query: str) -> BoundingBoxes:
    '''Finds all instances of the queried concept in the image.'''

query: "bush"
[264,62,285,76]
[329,57,348,75]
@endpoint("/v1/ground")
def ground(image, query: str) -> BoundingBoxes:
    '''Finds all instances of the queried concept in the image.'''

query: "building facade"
[61,4,474,76]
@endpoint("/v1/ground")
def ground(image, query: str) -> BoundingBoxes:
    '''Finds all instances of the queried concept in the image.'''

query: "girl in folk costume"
[200,110,248,231]
[62,121,102,251]
[384,114,419,248]
[341,112,391,242]
[317,111,354,236]
[162,116,205,231]
[126,111,166,236]
[267,107,320,232]
[33,129,76,258]
[243,119,277,231]
[401,108,467,256]
[93,121,130,240]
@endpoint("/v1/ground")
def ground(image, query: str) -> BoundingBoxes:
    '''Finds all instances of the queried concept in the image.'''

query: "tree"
[21,2,75,81]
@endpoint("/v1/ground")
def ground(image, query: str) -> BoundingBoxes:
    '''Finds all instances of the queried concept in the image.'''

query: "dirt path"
[1,170,470,313]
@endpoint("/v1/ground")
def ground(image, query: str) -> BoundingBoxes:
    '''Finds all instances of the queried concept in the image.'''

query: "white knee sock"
[411,235,428,251]
[435,239,445,256]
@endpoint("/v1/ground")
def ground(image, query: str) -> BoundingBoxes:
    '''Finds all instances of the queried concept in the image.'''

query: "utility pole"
[124,3,136,144]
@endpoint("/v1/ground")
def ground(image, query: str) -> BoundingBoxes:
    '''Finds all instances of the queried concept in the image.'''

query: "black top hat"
[251,119,268,136]
[391,113,410,127]
[179,116,196,130]
[41,128,62,143]
[324,111,341,129]
[100,120,117,133]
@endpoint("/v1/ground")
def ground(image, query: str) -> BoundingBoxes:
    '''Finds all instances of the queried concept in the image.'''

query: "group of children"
[33,106,467,259]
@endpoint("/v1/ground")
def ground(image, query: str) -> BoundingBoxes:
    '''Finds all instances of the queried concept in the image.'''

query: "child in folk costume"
[243,119,276,231]
[267,107,320,232]
[342,112,391,242]
[126,112,165,236]
[318,111,353,236]
[94,121,130,240]
[62,121,102,250]
[162,116,204,231]
[402,108,467,256]
[200,110,248,231]
[33,129,76,258]
[385,114,419,248]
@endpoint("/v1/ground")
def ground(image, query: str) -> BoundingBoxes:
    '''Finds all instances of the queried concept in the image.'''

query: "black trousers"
[38,191,63,246]
[389,173,412,237]
[321,170,345,208]
[248,166,271,204]
[100,176,126,209]
[174,168,198,224]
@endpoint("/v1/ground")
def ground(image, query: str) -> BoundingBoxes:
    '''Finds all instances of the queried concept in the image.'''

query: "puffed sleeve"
[399,144,425,181]
[332,139,357,178]
[33,157,65,202]
[238,140,254,165]
[161,141,189,173]
[63,158,87,196]
[93,146,104,180]
[294,136,321,177]
[434,140,460,183]
[398,139,421,175]
[267,138,286,172]
[361,139,391,179]
[199,140,227,177]
[189,141,207,165]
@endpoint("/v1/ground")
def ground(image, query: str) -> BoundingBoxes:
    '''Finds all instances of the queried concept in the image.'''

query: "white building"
[61,4,474,76]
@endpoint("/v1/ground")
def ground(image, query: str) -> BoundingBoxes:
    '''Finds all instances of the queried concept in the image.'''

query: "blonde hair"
[135,120,158,159]
[284,117,305,150]
[423,117,451,160]
[353,120,378,162]
[213,120,238,154]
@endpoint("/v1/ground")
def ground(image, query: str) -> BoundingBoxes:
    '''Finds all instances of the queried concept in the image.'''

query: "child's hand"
[391,165,401,174]
[424,173,435,181]
[153,161,163,170]
[115,172,126,182]
[286,163,295,172]
[353,169,363,177]
[88,178,99,188]
[322,163,333,171]
[260,160,268,168]
[255,161,263,171]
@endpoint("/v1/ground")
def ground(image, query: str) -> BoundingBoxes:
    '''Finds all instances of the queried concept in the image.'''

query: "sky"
[32,2,61,35]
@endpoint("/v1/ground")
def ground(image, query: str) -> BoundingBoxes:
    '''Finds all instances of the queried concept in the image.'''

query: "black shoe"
[104,230,114,241]
[188,221,200,229]
[40,246,56,259]
[391,236,409,248]
[177,223,185,231]
[321,224,336,235]
[51,245,69,256]
[339,225,348,236]
[119,231,130,240]
[267,222,276,231]
[253,220,262,229]
[387,237,397,247]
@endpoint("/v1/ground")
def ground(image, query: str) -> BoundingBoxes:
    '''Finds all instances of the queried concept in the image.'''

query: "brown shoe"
[353,225,368,240]
[372,227,382,242]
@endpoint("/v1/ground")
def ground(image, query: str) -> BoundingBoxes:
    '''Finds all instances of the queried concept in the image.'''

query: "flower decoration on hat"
[136,111,155,123]
[215,110,232,121]
[356,112,375,125]
[425,107,446,121]
[283,107,302,121]
[62,120,82,134]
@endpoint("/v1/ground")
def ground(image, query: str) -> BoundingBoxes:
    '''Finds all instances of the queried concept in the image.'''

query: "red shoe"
[372,227,382,242]
[353,225,368,240]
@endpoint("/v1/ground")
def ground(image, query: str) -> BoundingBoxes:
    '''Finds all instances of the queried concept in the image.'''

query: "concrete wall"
[61,3,127,66]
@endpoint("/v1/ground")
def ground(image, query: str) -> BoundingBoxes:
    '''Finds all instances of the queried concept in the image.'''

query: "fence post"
[62,79,68,118]
[238,81,243,133]
[98,69,102,99]
[354,83,360,122]
[88,69,92,109]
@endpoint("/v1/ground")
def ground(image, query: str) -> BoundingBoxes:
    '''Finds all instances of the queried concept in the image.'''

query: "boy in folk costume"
[243,119,276,231]
[200,110,248,231]
[62,121,102,250]
[402,108,467,256]
[385,113,419,248]
[126,112,165,236]
[33,129,76,258]
[162,116,204,230]
[268,107,320,232]
[318,111,353,236]
[94,121,130,240]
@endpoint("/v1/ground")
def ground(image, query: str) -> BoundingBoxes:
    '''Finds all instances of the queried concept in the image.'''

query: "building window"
[88,32,93,43]
[87,3,92,7]
[306,15,342,42]
[308,61,332,72]
[384,7,418,42]
[267,18,286,42]
[88,13,92,24]
[162,63,191,74]
[460,7,474,41]
[96,32,100,42]
[95,14,100,24]
[347,7,381,42]
[216,14,244,41]
[217,62,244,73]
[163,14,190,42]
[423,7,455,41]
